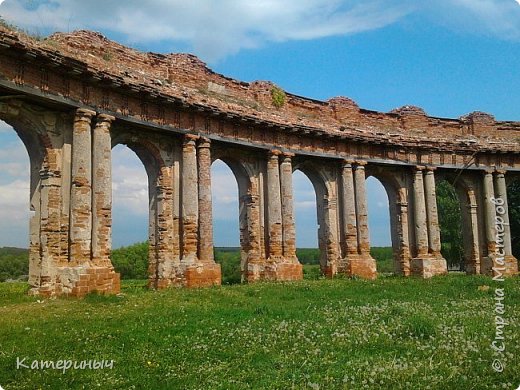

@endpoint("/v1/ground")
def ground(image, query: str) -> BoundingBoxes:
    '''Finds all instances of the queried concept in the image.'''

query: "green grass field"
[0,275,518,389]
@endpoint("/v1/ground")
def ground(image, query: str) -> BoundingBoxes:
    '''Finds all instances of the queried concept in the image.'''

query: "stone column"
[353,162,370,255]
[197,137,214,263]
[266,150,283,260]
[396,198,411,276]
[424,167,442,256]
[244,182,264,282]
[341,160,358,256]
[412,166,429,257]
[411,166,446,277]
[153,160,177,289]
[280,153,297,261]
[181,134,199,263]
[70,108,95,264]
[350,161,377,279]
[181,135,221,287]
[482,170,496,256]
[494,171,512,256]
[91,114,114,267]
[494,170,518,276]
[466,188,481,274]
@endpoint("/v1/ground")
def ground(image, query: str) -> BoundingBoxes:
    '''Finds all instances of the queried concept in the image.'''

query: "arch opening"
[110,143,150,281]
[0,119,34,282]
[436,179,464,271]
[507,177,520,260]
[365,176,393,274]
[211,158,241,284]
[292,169,320,278]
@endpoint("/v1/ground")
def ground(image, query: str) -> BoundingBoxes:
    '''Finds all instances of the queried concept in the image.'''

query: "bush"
[111,242,149,279]
[270,86,286,108]
[214,248,242,284]
[0,247,29,281]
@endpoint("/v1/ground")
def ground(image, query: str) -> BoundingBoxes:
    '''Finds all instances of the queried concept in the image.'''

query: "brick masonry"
[0,28,517,296]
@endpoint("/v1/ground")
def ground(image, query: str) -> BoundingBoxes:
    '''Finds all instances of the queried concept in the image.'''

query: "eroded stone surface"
[0,27,517,296]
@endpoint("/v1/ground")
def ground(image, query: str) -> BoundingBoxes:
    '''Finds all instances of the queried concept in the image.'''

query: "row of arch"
[1,116,518,283]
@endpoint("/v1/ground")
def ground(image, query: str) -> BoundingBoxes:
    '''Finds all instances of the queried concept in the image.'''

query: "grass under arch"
[0,274,518,389]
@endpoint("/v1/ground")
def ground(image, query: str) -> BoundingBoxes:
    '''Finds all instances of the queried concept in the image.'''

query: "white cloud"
[112,145,149,216]
[211,160,239,220]
[0,0,413,62]
[422,0,520,40]
[1,0,518,62]
[0,179,30,247]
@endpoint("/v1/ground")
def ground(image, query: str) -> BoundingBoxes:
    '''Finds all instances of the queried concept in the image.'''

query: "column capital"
[268,149,282,158]
[96,113,115,123]
[414,165,426,171]
[183,133,199,145]
[197,137,211,148]
[494,169,507,175]
[95,114,115,130]
[483,168,495,175]
[342,159,355,167]
[354,160,367,167]
[281,152,295,159]
[75,108,96,124]
[424,166,436,172]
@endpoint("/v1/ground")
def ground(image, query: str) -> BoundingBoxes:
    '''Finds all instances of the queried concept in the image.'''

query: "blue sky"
[0,0,519,248]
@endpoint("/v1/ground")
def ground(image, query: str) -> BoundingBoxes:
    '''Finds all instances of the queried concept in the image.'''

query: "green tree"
[436,180,464,269]
[111,242,149,279]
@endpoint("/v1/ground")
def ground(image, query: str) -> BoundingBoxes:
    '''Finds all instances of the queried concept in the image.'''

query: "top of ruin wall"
[0,27,519,151]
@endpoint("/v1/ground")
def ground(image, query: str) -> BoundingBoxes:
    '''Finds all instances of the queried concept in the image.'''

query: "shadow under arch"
[210,153,254,283]
[435,171,481,274]
[366,166,411,275]
[111,132,167,284]
[507,175,520,259]
[292,160,333,274]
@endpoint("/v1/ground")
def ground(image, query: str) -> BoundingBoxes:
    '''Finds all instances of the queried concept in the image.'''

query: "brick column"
[482,169,497,275]
[280,153,297,261]
[266,150,283,260]
[243,183,264,282]
[494,171,512,256]
[349,162,377,279]
[91,114,114,266]
[353,162,370,255]
[70,108,95,264]
[179,135,220,287]
[483,170,496,256]
[181,134,199,263]
[411,166,446,277]
[197,137,214,263]
[396,199,411,276]
[493,170,518,276]
[341,160,358,256]
[424,167,442,256]
[412,166,428,256]
[466,188,481,274]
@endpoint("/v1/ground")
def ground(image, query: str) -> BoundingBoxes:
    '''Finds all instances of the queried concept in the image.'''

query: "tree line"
[0,180,518,281]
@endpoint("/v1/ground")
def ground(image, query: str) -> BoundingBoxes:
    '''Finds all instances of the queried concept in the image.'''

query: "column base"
[481,255,518,277]
[265,261,303,281]
[463,255,481,275]
[395,249,412,276]
[150,261,222,288]
[29,265,120,297]
[185,263,222,287]
[343,254,377,279]
[410,256,447,278]
[247,257,303,282]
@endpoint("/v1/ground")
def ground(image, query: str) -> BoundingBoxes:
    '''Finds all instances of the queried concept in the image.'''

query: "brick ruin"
[0,28,518,296]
